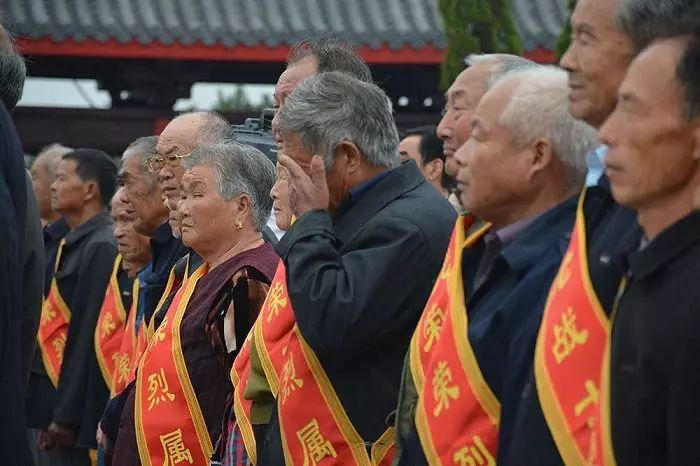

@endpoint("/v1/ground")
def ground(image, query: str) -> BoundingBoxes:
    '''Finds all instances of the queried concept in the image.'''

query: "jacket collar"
[500,195,578,274]
[333,160,425,243]
[627,211,700,281]
[63,211,111,247]
[152,220,174,245]
[44,216,70,241]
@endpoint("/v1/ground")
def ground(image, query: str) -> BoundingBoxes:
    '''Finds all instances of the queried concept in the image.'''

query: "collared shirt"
[585,145,608,187]
[336,168,395,217]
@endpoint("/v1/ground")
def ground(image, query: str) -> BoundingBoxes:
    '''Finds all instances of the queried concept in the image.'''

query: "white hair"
[465,53,537,90]
[495,66,599,190]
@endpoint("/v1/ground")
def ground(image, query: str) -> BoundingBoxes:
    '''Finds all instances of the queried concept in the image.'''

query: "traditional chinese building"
[3,0,567,154]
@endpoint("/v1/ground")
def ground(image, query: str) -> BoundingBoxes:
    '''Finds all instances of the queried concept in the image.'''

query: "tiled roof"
[3,0,566,53]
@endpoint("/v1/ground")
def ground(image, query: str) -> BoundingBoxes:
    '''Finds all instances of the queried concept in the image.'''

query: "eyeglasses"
[146,153,192,173]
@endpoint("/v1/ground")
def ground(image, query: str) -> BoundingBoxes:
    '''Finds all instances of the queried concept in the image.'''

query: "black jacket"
[611,211,700,466]
[501,181,640,466]
[257,161,457,464]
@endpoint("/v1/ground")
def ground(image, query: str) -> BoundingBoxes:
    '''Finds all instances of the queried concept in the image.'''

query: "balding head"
[156,111,233,207]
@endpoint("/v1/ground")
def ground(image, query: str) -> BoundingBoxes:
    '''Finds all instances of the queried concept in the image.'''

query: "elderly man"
[599,33,700,465]
[394,66,597,465]
[506,1,697,465]
[436,54,535,180]
[234,71,456,465]
[28,149,117,465]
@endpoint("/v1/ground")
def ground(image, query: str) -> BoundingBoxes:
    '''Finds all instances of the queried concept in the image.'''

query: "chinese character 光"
[297,418,337,466]
[552,307,589,364]
[280,346,303,405]
[52,334,67,364]
[574,380,599,417]
[101,313,116,338]
[453,435,495,466]
[147,368,176,411]
[160,428,193,465]
[422,305,445,353]
[432,361,460,417]
[112,352,131,384]
[266,281,288,322]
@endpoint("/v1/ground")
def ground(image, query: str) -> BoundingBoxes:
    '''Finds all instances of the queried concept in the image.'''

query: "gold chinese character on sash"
[552,307,589,364]
[147,368,175,410]
[160,428,193,465]
[280,346,303,405]
[296,418,337,466]
[154,316,168,343]
[423,305,445,353]
[574,380,599,417]
[52,334,67,364]
[453,435,495,466]
[432,361,460,417]
[553,251,574,293]
[266,281,288,322]
[42,306,56,324]
[101,313,116,338]
[439,254,454,281]
[112,352,131,384]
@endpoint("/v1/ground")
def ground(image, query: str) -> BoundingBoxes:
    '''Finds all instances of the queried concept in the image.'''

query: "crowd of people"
[2,0,700,465]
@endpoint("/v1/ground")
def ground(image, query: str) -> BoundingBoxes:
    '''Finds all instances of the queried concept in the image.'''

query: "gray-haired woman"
[112,142,278,466]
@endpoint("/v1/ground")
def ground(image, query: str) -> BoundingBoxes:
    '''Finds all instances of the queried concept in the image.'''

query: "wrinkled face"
[455,80,533,225]
[30,157,55,220]
[120,154,166,236]
[560,0,636,128]
[156,115,202,208]
[600,37,700,211]
[111,188,151,267]
[178,166,240,254]
[271,56,318,138]
[437,63,495,177]
[50,159,90,214]
[279,132,351,213]
[270,164,293,231]
[165,197,182,239]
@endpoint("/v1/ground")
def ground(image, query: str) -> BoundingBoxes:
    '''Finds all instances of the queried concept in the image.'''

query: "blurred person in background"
[399,125,457,207]
[113,142,278,466]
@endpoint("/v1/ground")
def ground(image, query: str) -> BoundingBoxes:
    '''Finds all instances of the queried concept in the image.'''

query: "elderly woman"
[270,164,293,232]
[111,142,278,466]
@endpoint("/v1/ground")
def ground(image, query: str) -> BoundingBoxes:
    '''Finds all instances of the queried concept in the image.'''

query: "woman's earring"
[235,219,243,230]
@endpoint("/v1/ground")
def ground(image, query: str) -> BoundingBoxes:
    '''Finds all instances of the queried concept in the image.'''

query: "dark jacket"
[501,181,640,466]
[611,211,700,466]
[257,161,457,464]
[395,196,578,465]
[29,212,118,448]
[0,100,32,466]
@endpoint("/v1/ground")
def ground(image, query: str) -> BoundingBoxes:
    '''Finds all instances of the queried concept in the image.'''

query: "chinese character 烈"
[297,418,337,465]
[552,307,589,364]
[280,346,303,405]
[432,361,460,417]
[147,368,175,411]
[453,435,495,466]
[160,428,193,465]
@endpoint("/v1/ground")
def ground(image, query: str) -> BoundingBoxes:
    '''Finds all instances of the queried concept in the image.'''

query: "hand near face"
[278,154,329,217]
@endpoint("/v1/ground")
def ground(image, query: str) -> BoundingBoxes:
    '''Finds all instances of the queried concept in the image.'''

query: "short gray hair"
[196,112,236,145]
[0,25,26,110]
[277,71,400,169]
[496,66,598,190]
[288,36,373,83]
[183,142,275,232]
[123,136,159,189]
[35,143,73,179]
[465,53,537,90]
[615,0,697,50]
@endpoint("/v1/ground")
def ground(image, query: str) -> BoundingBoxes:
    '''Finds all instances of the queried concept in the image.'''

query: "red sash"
[111,278,142,397]
[94,255,129,393]
[535,192,616,466]
[408,216,498,464]
[37,238,70,387]
[146,265,177,340]
[233,260,396,465]
[135,264,212,466]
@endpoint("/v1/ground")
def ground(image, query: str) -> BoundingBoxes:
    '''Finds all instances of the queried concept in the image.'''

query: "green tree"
[214,86,254,112]
[556,0,577,60]
[438,0,522,90]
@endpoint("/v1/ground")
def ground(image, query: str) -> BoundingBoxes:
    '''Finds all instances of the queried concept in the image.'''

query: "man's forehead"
[447,63,496,99]
[476,79,518,123]
[623,37,688,103]
[571,0,619,31]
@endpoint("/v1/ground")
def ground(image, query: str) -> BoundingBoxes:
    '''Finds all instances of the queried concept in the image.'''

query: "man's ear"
[335,141,363,174]
[426,158,445,181]
[527,138,554,181]
[84,180,98,203]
